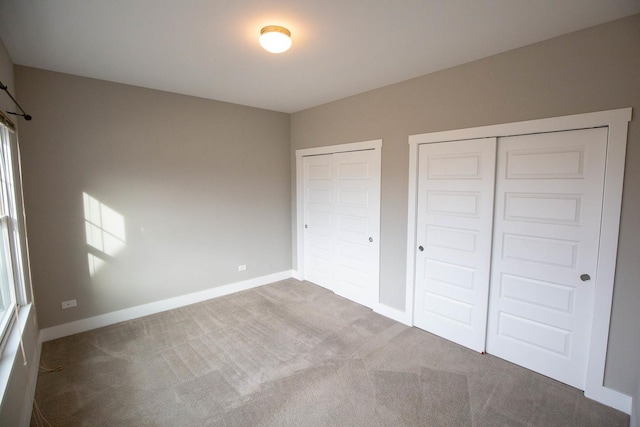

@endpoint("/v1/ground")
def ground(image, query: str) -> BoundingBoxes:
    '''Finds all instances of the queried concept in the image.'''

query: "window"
[0,117,28,353]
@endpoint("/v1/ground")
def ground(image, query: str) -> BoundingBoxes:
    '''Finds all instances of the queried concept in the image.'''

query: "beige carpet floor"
[34,279,629,426]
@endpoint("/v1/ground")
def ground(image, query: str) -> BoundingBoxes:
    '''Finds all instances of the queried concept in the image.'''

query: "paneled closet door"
[332,150,380,308]
[486,127,608,389]
[303,150,380,309]
[303,154,335,291]
[413,138,497,353]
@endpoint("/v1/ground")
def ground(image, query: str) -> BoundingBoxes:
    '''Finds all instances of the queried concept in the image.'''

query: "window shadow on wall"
[83,192,126,276]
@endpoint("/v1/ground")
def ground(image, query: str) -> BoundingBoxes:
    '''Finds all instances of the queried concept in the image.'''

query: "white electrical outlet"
[61,299,77,309]
[238,264,247,272]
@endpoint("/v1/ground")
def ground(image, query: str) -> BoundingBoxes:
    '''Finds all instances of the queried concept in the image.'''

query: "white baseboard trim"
[585,384,633,415]
[291,270,302,281]
[40,270,294,342]
[374,303,412,326]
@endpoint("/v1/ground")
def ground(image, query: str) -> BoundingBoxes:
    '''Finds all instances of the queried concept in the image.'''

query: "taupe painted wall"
[0,39,13,114]
[291,14,640,396]
[0,37,40,427]
[15,67,292,330]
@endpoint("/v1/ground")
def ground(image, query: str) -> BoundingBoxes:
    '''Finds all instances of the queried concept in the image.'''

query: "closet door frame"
[295,139,382,309]
[405,108,631,413]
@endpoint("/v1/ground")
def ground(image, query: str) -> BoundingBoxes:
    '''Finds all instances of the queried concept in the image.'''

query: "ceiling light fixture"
[259,25,292,53]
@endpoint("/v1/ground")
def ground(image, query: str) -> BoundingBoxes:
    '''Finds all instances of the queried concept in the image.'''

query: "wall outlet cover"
[61,299,77,309]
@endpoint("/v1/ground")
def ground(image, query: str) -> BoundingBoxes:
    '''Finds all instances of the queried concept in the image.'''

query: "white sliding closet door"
[303,154,335,289]
[486,127,607,389]
[303,149,380,308]
[413,138,496,352]
[408,109,631,405]
[333,150,380,307]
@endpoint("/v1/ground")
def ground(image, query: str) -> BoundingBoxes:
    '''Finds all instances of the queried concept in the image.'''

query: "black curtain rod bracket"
[0,80,32,121]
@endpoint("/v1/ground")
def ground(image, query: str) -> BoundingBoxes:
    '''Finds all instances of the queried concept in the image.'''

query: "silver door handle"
[580,274,591,281]
[369,237,373,242]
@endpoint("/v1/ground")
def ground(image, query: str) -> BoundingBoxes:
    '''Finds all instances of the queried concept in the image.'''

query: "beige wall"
[15,67,292,330]
[0,38,13,113]
[0,37,40,427]
[291,14,640,396]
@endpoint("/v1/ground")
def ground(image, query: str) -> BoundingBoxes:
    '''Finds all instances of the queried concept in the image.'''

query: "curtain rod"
[0,80,31,121]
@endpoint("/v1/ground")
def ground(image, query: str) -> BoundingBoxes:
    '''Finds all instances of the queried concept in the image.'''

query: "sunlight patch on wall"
[83,193,126,276]
[87,253,105,276]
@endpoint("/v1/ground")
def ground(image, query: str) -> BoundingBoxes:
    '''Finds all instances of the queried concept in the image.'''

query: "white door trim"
[405,108,632,413]
[295,139,382,307]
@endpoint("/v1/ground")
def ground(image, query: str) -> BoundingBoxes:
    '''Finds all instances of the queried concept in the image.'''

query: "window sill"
[0,304,33,404]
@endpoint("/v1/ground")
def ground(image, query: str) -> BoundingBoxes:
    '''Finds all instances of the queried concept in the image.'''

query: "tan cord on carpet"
[39,364,63,373]
[30,365,59,426]
[31,398,52,427]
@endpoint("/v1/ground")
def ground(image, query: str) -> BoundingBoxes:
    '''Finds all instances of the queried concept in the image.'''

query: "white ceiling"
[1,1,639,113]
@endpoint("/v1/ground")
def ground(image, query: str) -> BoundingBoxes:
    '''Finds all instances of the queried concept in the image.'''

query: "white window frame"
[0,117,29,355]
[0,216,17,349]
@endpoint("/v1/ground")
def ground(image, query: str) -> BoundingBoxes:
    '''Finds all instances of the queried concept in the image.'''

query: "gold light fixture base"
[259,25,292,53]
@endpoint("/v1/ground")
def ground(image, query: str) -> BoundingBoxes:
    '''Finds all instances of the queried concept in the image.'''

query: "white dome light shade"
[259,26,292,53]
